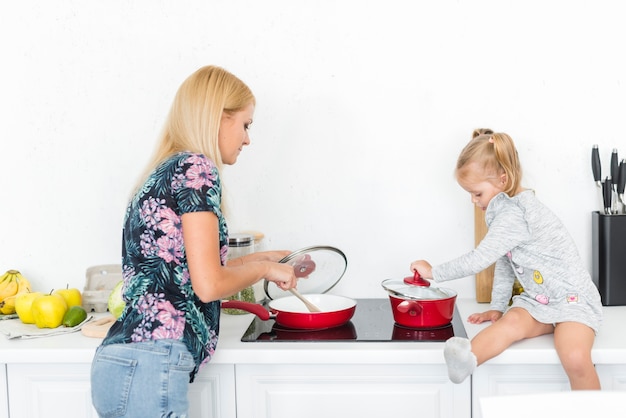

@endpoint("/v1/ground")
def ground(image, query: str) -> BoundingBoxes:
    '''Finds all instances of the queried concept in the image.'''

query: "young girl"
[90,66,298,417]
[410,129,603,390]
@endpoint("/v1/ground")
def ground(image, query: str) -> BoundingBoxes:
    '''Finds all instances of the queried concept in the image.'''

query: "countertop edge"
[0,298,624,366]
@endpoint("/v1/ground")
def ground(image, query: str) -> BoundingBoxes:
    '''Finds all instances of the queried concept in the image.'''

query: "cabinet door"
[8,362,236,418]
[7,363,97,418]
[236,363,470,418]
[1,365,8,418]
[472,364,570,418]
[189,364,236,418]
[597,364,626,389]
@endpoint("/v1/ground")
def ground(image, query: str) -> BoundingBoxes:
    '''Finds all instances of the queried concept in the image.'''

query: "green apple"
[15,291,44,324]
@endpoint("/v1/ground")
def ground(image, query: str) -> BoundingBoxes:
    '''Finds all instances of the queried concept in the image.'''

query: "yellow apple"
[31,293,68,328]
[53,285,82,308]
[15,291,43,324]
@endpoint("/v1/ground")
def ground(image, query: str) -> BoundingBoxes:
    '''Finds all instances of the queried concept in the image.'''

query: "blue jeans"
[91,339,195,418]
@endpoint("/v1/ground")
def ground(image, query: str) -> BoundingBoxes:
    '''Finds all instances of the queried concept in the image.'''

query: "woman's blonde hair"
[136,65,255,189]
[455,128,522,196]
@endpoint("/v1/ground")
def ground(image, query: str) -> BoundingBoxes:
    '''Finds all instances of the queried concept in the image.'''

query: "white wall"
[1,1,624,300]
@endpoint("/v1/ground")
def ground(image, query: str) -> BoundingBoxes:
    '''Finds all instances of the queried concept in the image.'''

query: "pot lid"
[381,278,456,300]
[264,246,347,300]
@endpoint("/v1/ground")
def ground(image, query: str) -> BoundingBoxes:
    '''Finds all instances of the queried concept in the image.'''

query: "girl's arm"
[431,203,530,282]
[182,211,297,303]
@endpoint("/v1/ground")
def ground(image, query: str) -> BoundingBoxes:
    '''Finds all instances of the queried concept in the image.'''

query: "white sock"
[444,337,477,384]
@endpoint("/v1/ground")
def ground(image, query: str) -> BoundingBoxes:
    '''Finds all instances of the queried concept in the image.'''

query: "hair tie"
[488,136,495,144]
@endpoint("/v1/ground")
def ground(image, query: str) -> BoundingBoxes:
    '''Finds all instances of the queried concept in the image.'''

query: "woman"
[91,65,298,417]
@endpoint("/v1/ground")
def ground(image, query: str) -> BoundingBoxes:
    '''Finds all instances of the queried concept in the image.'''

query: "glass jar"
[223,233,256,315]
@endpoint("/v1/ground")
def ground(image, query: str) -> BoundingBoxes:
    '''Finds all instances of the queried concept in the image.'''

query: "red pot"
[381,275,457,329]
[222,293,356,330]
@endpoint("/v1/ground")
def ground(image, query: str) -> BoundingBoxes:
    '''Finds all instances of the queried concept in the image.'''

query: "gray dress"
[432,190,602,333]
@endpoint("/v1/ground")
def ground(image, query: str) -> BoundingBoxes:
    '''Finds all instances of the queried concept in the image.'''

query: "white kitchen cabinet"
[6,362,236,418]
[597,364,626,389]
[471,364,570,418]
[1,365,8,418]
[189,363,237,418]
[7,363,97,418]
[235,363,471,418]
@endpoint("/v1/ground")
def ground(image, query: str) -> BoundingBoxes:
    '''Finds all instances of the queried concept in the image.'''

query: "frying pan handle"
[396,300,422,315]
[221,300,271,320]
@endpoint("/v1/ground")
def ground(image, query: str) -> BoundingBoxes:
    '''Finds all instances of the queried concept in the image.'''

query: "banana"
[0,272,13,296]
[0,270,33,314]
[0,294,17,315]
[0,278,18,301]
[15,273,31,294]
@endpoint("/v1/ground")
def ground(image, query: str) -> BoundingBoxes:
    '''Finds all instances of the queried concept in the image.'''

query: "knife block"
[592,212,626,306]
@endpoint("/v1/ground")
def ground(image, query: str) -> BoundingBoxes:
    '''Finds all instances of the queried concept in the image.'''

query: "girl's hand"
[409,260,433,279]
[264,262,298,291]
[467,310,503,324]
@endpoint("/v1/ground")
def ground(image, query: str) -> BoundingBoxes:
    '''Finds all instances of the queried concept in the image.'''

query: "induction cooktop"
[241,298,467,342]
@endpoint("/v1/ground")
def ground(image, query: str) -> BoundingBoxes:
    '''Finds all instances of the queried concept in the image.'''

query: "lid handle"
[403,270,431,287]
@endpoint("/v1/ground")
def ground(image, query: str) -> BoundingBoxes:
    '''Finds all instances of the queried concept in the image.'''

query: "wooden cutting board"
[474,206,495,302]
[81,315,116,338]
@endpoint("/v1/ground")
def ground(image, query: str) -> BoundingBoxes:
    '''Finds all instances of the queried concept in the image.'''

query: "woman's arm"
[182,211,297,303]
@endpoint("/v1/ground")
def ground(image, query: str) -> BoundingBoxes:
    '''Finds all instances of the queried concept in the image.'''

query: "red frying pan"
[222,293,356,330]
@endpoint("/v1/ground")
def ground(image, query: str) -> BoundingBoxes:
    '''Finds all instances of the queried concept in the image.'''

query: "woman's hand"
[264,262,298,291]
[467,310,503,324]
[409,260,433,279]
[243,250,291,263]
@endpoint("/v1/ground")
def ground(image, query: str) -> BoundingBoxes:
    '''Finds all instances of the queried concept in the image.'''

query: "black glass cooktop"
[241,298,467,342]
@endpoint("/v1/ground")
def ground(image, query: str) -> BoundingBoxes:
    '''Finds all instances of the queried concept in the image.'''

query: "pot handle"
[396,300,422,315]
[221,300,271,320]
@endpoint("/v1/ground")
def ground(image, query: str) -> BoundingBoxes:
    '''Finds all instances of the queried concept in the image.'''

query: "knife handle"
[592,145,601,185]
[603,177,612,214]
[618,160,626,195]
[611,149,619,189]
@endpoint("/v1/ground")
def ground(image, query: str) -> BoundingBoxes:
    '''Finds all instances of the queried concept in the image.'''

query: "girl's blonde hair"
[455,128,522,196]
[135,65,255,190]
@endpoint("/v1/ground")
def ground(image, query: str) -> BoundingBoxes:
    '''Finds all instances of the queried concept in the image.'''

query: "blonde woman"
[411,129,602,390]
[91,66,297,417]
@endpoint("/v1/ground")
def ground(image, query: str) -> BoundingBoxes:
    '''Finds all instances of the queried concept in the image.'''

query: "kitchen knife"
[603,177,613,215]
[592,145,602,187]
[618,159,626,207]
[611,149,619,191]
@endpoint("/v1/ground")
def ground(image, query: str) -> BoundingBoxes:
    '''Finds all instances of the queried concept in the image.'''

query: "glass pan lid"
[264,246,347,300]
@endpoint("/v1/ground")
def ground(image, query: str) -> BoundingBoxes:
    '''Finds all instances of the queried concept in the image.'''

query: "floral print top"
[101,152,228,382]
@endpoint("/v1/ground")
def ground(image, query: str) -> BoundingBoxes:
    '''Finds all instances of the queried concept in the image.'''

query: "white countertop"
[1,298,625,366]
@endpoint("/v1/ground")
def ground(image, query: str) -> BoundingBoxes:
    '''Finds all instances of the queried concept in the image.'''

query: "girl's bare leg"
[553,322,600,390]
[444,308,553,383]
[472,308,554,365]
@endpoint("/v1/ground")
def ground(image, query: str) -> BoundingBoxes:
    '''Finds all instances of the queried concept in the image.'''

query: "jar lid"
[264,245,347,300]
[228,233,254,247]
